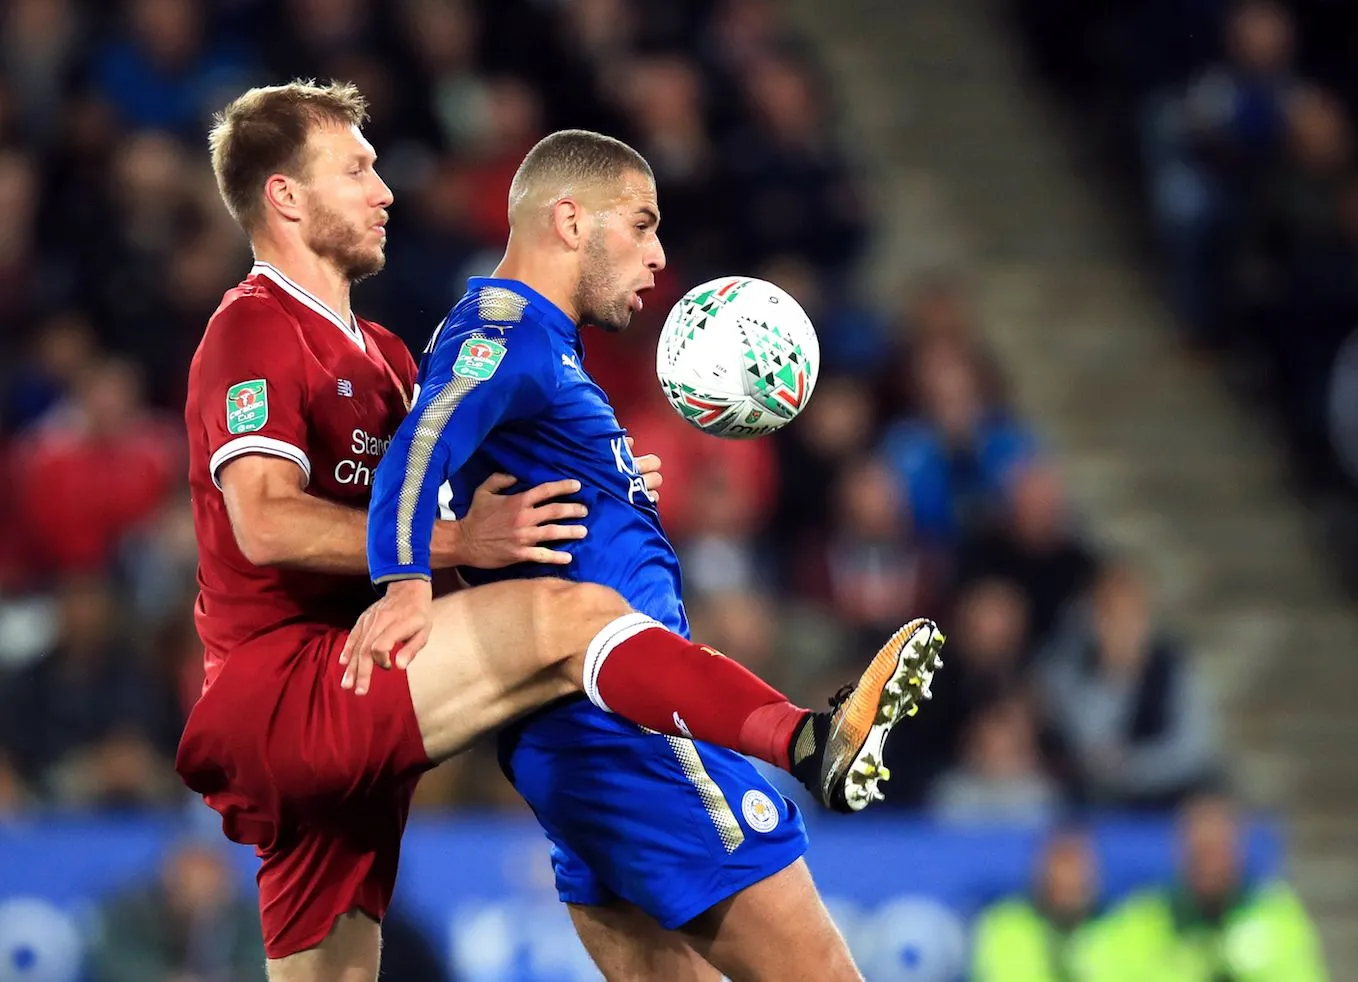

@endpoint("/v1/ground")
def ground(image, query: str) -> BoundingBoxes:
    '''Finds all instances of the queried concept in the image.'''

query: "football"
[656,276,820,439]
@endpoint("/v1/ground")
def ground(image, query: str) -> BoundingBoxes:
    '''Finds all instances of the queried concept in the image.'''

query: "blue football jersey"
[368,277,809,923]
[367,277,688,636]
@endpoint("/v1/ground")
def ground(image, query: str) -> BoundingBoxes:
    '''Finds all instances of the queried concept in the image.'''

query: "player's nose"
[372,170,394,208]
[647,238,666,273]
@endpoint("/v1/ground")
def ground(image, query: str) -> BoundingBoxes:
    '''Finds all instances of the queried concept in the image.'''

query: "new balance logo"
[673,711,693,739]
[337,379,354,397]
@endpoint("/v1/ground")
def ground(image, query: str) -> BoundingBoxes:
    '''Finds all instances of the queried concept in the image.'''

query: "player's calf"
[678,859,864,982]
[265,911,381,982]
[573,609,946,812]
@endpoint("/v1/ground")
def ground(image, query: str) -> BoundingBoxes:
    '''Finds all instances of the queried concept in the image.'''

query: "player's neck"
[492,249,581,328]
[251,241,354,323]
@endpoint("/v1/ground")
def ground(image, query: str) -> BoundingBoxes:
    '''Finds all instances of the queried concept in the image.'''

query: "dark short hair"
[508,129,654,216]
[208,79,368,233]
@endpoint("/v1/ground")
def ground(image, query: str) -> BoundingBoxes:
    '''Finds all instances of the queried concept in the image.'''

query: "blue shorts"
[499,698,809,929]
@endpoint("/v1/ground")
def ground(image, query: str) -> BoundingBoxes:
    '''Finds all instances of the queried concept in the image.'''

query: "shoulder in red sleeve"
[190,291,313,490]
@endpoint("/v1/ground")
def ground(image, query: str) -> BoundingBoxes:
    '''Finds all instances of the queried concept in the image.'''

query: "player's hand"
[454,472,588,568]
[340,578,432,695]
[626,436,662,503]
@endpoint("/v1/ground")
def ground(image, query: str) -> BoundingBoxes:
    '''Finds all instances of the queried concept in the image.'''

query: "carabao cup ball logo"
[0,899,82,982]
[656,275,819,439]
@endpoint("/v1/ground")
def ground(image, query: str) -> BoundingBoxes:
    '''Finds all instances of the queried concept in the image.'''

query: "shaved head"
[496,128,664,334]
[508,129,655,225]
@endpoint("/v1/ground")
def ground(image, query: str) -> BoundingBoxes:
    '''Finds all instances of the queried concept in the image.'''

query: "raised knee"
[528,580,632,677]
[529,578,626,618]
[563,581,632,622]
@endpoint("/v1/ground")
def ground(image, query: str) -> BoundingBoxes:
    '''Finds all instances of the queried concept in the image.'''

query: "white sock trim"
[582,612,665,713]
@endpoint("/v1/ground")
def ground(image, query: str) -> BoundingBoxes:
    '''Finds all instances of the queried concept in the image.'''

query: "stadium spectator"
[1038,564,1220,809]
[956,459,1100,649]
[888,577,1031,805]
[1141,0,1299,343]
[88,838,266,982]
[10,357,180,579]
[880,337,1038,545]
[1110,793,1328,980]
[93,0,256,140]
[0,576,182,808]
[970,827,1127,980]
[928,692,1062,827]
[798,456,944,651]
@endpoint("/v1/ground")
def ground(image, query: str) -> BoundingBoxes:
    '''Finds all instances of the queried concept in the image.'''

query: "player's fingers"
[524,546,574,565]
[477,472,518,496]
[343,637,371,690]
[353,651,376,697]
[625,436,635,450]
[528,501,588,523]
[641,469,664,492]
[521,478,581,505]
[633,452,662,475]
[370,614,420,668]
[396,628,430,670]
[529,523,588,543]
[340,609,372,666]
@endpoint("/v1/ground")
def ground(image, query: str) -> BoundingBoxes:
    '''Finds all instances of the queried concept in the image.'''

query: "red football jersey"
[186,262,418,690]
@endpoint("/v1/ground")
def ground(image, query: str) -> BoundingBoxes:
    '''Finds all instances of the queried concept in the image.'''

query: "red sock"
[587,614,808,770]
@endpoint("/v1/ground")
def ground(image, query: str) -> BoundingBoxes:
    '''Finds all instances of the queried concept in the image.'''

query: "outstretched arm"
[347,329,559,692]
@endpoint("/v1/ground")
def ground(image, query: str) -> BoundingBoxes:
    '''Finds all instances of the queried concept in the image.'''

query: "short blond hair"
[208,79,368,232]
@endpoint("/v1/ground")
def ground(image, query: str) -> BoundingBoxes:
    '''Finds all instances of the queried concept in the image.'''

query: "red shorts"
[175,627,432,958]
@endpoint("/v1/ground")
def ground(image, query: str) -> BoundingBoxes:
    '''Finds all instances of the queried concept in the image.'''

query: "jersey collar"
[468,276,578,339]
[251,261,366,352]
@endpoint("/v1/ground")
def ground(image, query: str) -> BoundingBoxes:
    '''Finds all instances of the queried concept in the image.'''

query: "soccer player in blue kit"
[356,130,945,980]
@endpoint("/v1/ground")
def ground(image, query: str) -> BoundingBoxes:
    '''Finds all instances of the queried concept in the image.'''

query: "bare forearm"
[241,495,466,575]
[239,494,372,573]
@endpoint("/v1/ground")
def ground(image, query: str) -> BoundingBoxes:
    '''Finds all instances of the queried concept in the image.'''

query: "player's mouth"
[630,282,654,313]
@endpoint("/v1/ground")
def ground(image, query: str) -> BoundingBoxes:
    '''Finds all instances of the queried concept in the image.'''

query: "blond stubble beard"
[306,198,385,283]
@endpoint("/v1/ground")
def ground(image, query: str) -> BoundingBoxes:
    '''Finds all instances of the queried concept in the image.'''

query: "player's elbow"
[232,515,289,567]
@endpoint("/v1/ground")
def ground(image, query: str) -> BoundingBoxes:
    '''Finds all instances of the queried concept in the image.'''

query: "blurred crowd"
[0,0,1226,829]
[1009,0,1358,580]
[66,792,1325,982]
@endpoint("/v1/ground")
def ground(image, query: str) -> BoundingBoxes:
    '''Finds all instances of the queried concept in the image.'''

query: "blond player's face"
[299,123,393,281]
[575,170,666,333]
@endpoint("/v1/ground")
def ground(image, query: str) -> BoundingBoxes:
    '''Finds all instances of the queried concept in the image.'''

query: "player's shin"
[585,613,809,770]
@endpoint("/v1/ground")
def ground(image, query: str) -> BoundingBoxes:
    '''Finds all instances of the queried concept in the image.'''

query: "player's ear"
[551,197,583,250]
[263,173,304,224]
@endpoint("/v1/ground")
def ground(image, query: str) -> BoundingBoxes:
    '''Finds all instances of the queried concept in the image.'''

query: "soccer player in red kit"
[176,81,942,982]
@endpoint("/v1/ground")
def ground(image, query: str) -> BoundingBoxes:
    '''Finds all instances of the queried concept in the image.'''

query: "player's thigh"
[406,577,631,761]
[569,901,722,982]
[678,859,863,982]
[266,911,380,982]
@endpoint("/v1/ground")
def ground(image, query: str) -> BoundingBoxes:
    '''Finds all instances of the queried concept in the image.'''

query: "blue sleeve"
[367,326,557,585]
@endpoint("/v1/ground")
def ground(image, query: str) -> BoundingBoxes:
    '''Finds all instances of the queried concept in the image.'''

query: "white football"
[656,276,819,439]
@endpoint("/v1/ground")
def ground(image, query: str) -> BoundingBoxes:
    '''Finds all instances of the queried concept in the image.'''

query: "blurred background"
[0,0,1351,979]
